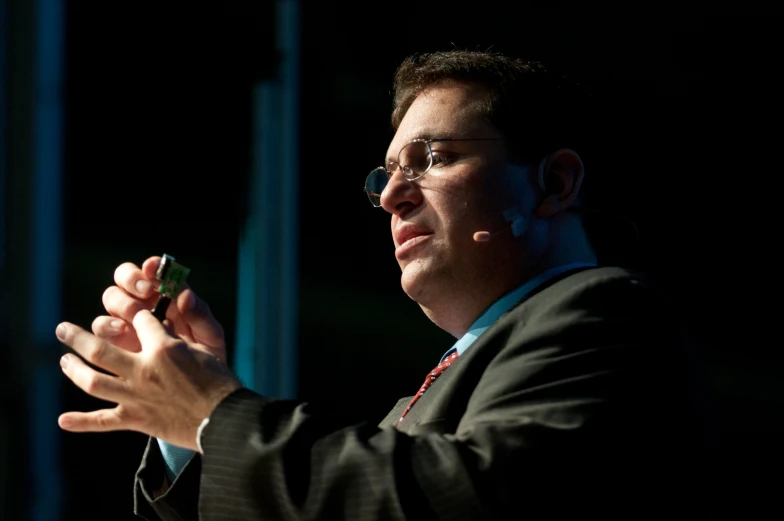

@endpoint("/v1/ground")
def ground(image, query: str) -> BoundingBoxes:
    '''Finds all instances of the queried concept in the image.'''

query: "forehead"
[385,82,496,162]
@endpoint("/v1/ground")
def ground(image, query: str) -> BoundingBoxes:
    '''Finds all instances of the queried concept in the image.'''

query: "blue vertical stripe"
[30,0,63,518]
[31,0,64,342]
[233,222,258,388]
[257,79,281,396]
[278,0,300,400]
[234,1,300,399]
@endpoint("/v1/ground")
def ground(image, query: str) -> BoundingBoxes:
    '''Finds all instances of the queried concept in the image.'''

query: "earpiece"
[503,207,528,237]
[474,156,552,243]
[472,205,528,242]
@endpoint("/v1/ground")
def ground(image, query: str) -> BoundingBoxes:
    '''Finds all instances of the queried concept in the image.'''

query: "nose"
[379,168,423,214]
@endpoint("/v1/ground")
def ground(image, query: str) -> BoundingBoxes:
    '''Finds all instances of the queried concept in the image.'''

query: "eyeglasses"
[364,137,502,207]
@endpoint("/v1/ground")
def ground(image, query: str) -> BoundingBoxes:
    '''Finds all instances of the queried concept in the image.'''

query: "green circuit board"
[156,254,190,298]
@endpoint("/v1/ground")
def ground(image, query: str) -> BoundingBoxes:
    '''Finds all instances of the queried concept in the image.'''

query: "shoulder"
[499,265,680,342]
[542,265,655,296]
[521,265,661,313]
[472,265,694,399]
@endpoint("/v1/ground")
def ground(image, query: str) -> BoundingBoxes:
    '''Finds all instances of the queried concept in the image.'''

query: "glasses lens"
[365,168,388,206]
[398,140,432,180]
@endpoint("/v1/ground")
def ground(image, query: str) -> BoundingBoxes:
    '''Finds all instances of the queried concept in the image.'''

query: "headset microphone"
[473,207,528,242]
[473,230,497,242]
[474,156,550,243]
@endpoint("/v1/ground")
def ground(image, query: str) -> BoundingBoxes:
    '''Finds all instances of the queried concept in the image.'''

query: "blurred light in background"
[30,0,65,518]
[234,0,300,398]
[2,0,65,519]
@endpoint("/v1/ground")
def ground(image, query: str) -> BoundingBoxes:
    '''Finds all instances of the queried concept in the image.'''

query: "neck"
[529,218,597,275]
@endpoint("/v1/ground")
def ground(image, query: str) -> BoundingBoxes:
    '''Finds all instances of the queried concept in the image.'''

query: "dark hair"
[391,50,592,166]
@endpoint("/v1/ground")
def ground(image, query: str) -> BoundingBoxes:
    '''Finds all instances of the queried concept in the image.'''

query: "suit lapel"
[378,397,412,428]
[383,267,598,432]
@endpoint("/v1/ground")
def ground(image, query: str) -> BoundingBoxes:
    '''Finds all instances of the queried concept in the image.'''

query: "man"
[56,51,706,520]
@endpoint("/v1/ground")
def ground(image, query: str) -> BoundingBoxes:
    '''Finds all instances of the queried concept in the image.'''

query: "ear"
[535,148,584,218]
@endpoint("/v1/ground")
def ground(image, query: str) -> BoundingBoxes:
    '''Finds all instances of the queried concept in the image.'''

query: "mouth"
[394,230,434,259]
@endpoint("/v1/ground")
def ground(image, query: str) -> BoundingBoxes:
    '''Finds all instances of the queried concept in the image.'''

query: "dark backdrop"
[54,6,779,520]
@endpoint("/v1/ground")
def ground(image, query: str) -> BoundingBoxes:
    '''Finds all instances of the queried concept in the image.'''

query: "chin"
[400,272,424,302]
[400,260,446,306]
[400,264,430,303]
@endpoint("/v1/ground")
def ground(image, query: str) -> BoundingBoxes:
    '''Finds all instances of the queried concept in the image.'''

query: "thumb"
[176,288,225,350]
[133,309,171,348]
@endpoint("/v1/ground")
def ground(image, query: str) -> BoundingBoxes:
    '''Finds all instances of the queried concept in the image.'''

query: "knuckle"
[138,363,162,387]
[84,373,102,395]
[120,299,142,320]
[96,412,114,430]
[114,406,142,432]
[86,339,107,363]
[120,300,141,317]
[103,286,142,318]
[114,405,131,423]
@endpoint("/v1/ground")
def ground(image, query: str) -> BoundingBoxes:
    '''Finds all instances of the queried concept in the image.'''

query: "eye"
[430,153,456,167]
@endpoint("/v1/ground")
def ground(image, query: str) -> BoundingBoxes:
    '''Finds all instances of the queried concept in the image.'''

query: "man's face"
[380,82,535,309]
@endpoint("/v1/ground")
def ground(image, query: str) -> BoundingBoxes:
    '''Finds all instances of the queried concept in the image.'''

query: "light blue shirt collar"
[440,262,596,363]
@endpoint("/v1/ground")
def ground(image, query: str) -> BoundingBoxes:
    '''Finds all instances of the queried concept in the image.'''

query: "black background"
[52,5,781,520]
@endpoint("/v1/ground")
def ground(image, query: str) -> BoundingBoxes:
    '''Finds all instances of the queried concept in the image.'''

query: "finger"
[114,261,154,299]
[59,353,129,403]
[58,407,130,433]
[56,322,135,376]
[102,285,155,322]
[142,256,163,282]
[91,315,142,353]
[91,315,126,337]
[176,288,225,348]
[132,309,173,350]
[142,255,194,300]
[143,256,194,321]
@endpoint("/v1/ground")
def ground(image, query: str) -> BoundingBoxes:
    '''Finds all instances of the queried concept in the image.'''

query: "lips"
[394,225,433,249]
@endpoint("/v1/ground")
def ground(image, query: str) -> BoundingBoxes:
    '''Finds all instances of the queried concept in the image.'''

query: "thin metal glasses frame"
[364,137,502,207]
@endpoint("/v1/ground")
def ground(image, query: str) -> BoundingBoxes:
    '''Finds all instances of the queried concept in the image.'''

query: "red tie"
[397,350,459,425]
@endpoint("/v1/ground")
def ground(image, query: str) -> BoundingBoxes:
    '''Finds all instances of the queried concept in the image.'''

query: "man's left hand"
[56,309,243,451]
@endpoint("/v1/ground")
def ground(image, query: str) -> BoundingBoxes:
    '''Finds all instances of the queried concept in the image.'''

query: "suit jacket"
[133,266,709,520]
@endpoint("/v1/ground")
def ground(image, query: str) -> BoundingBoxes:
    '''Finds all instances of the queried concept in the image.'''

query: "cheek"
[424,167,501,239]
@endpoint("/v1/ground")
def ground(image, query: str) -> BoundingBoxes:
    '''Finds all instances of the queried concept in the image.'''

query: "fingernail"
[55,324,66,341]
[60,354,70,368]
[135,280,151,295]
[109,319,125,331]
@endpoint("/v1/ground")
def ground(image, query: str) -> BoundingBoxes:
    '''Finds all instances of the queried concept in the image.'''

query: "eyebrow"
[383,130,463,165]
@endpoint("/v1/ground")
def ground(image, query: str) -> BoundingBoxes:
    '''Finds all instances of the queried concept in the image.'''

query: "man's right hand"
[91,256,227,362]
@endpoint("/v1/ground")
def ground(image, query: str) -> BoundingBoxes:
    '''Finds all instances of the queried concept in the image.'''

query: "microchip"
[156,254,190,299]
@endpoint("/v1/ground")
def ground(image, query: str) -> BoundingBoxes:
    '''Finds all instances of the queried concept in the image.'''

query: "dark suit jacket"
[133,267,709,520]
